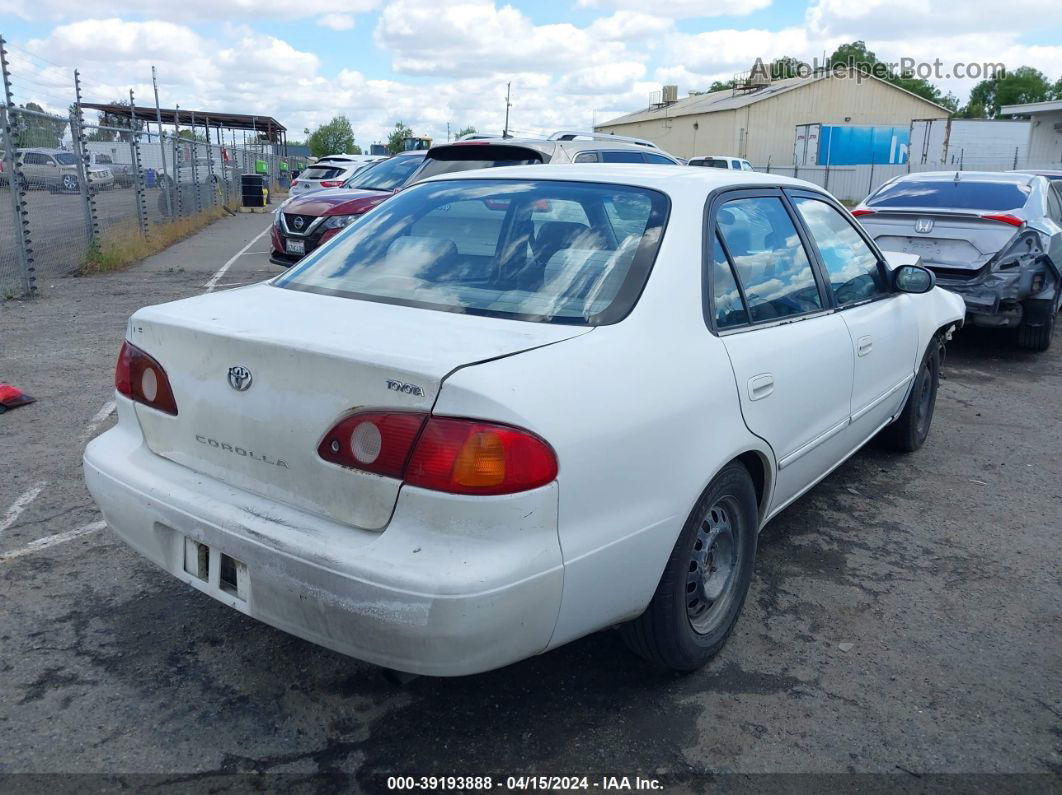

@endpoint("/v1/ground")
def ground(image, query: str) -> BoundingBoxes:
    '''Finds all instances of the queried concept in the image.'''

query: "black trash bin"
[241,173,268,208]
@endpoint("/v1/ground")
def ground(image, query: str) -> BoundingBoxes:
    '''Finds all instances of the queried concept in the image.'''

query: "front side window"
[792,196,890,306]
[716,196,822,323]
[275,179,669,325]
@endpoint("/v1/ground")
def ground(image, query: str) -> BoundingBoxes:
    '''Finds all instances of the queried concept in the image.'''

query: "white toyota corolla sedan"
[84,165,965,676]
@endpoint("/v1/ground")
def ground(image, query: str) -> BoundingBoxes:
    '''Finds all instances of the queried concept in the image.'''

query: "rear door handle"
[857,335,873,357]
[748,373,774,401]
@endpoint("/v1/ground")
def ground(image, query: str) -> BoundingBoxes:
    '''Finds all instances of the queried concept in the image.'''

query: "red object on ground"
[0,383,36,412]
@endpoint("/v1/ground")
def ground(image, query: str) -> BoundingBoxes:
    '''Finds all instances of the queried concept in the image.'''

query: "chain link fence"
[1,104,306,298]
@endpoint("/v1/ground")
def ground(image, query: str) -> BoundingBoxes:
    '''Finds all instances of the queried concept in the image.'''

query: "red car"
[271,152,427,266]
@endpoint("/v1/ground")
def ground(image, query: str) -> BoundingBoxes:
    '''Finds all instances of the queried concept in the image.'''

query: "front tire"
[620,462,758,672]
[879,340,940,453]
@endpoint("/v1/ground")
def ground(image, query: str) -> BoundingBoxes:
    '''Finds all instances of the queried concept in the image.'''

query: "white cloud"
[587,11,673,41]
[806,0,1060,38]
[374,0,633,77]
[317,13,356,30]
[0,0,378,22]
[576,0,771,18]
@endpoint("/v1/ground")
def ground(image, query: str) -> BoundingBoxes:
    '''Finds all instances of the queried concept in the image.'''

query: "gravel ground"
[0,213,1059,790]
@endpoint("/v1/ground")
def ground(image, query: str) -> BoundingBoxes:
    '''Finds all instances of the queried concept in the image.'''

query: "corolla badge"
[915,218,934,234]
[228,365,253,391]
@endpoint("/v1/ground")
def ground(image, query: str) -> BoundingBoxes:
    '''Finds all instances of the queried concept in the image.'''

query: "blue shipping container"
[817,125,909,165]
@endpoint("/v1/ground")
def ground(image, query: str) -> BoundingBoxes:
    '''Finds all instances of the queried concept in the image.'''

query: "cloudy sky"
[1,0,1060,148]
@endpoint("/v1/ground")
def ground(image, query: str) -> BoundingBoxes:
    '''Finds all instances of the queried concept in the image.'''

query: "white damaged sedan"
[84,165,964,676]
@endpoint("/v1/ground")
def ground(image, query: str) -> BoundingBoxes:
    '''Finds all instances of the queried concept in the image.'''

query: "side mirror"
[894,264,935,294]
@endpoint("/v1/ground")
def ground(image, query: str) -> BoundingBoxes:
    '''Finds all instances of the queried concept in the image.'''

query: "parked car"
[1013,169,1062,183]
[316,154,387,169]
[271,132,682,265]
[689,155,755,171]
[272,152,427,265]
[853,171,1062,350]
[85,165,964,676]
[288,160,375,197]
[87,151,134,188]
[17,148,113,193]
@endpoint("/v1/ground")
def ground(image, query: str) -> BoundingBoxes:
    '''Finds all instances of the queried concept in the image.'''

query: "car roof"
[690,155,745,160]
[426,137,679,160]
[418,162,821,195]
[893,170,1035,186]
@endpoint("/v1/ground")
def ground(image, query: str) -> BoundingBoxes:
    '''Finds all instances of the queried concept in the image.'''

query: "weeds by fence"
[0,35,306,299]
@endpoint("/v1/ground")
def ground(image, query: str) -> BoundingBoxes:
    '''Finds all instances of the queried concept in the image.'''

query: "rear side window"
[302,166,344,180]
[710,234,748,329]
[601,151,644,164]
[275,179,670,326]
[867,180,1031,211]
[574,152,599,163]
[413,145,543,181]
[716,196,822,323]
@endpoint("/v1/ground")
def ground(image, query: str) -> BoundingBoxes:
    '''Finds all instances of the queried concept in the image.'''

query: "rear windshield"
[274,179,670,325]
[348,155,424,191]
[412,145,544,182]
[690,158,728,168]
[302,166,344,180]
[867,180,1031,211]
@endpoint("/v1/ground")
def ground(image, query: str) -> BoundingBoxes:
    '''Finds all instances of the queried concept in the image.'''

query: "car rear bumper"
[84,397,564,676]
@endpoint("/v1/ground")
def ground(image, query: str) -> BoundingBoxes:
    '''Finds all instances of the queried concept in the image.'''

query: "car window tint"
[302,166,343,180]
[793,196,889,305]
[696,158,728,169]
[867,180,1030,211]
[731,160,741,169]
[711,233,748,329]
[716,196,822,322]
[411,199,506,259]
[601,151,644,164]
[643,153,677,165]
[573,152,599,163]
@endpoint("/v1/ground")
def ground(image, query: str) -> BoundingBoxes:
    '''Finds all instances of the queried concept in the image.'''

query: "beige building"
[1001,99,1062,166]
[595,71,950,165]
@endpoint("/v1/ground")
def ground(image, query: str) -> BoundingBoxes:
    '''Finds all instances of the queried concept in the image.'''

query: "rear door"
[789,191,919,443]
[708,189,854,512]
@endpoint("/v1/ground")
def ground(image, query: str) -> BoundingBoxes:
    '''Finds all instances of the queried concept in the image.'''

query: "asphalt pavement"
[0,213,1059,789]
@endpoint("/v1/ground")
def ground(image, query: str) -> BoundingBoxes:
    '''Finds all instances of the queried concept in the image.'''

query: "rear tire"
[620,462,758,672]
[1017,308,1055,352]
[879,340,940,453]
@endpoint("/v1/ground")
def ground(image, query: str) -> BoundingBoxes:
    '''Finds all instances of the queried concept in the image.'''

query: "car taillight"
[115,341,178,415]
[290,178,298,186]
[318,412,557,495]
[981,213,1024,227]
[850,208,875,217]
[320,179,344,187]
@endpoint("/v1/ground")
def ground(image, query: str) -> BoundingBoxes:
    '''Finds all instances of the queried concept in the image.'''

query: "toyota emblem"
[293,216,305,231]
[228,365,253,392]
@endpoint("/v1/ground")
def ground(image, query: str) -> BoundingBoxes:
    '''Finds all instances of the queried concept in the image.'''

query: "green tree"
[827,41,953,111]
[86,99,144,142]
[964,66,1055,118]
[828,41,878,72]
[307,116,359,157]
[707,80,735,93]
[18,102,67,147]
[386,121,414,154]
[768,56,809,80]
[454,124,476,140]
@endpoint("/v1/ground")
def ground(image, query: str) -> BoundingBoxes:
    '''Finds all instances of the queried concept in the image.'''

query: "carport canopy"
[79,103,287,144]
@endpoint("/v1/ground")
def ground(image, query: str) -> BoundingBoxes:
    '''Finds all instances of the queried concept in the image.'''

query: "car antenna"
[954,171,961,183]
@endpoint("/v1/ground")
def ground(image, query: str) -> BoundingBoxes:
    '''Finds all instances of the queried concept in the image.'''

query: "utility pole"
[152,66,172,219]
[503,81,511,138]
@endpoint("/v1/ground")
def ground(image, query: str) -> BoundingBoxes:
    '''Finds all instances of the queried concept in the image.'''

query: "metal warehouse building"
[595,70,950,166]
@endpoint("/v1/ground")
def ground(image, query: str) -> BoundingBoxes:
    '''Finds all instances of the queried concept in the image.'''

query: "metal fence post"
[130,133,149,237]
[171,134,184,218]
[190,137,202,214]
[72,72,99,251]
[1,105,35,296]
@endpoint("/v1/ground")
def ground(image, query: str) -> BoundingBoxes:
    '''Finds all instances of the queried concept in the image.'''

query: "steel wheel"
[686,500,740,634]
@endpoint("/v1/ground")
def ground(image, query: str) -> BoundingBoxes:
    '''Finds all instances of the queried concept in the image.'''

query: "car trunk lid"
[860,209,1022,276]
[128,284,589,530]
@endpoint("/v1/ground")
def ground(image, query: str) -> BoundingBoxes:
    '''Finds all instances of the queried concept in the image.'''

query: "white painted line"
[203,225,272,292]
[79,400,117,443]
[0,521,107,564]
[0,482,47,535]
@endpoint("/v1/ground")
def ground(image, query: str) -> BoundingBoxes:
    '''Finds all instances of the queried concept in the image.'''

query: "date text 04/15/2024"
[386,776,664,791]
